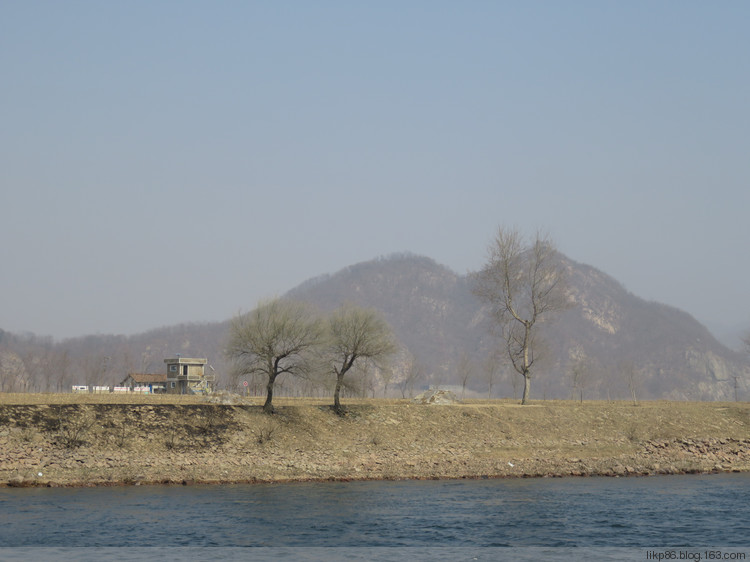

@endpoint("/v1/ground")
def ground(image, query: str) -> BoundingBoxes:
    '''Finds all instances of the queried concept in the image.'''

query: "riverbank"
[1,396,749,487]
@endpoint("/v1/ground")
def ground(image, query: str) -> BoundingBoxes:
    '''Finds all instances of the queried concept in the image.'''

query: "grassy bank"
[1,395,749,487]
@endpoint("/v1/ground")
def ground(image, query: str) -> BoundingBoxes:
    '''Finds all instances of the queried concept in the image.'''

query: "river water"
[1,473,749,560]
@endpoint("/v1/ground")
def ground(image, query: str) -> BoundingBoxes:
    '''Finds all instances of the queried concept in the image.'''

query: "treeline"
[4,252,745,402]
[0,324,431,400]
[0,330,156,393]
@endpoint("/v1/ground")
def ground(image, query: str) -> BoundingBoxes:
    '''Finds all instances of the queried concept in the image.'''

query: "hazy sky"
[2,1,749,346]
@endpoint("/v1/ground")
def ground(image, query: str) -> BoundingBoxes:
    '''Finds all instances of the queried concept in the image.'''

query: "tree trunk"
[520,326,531,405]
[263,375,276,414]
[521,373,531,405]
[333,374,344,415]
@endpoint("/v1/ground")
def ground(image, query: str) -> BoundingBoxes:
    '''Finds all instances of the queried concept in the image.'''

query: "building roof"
[164,357,207,365]
[122,373,168,384]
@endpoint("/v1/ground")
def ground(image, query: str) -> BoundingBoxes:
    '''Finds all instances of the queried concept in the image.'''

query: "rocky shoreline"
[1,400,749,487]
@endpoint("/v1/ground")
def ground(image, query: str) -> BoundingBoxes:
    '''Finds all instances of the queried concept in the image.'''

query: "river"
[1,473,749,560]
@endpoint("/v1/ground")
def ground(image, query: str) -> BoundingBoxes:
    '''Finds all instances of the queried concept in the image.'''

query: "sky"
[2,1,749,347]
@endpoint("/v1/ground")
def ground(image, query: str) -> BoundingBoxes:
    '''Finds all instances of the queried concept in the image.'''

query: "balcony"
[174,374,215,382]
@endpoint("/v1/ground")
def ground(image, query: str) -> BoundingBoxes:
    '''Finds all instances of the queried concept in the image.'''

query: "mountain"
[287,253,749,401]
[547,258,748,400]
[2,253,748,400]
[287,253,483,384]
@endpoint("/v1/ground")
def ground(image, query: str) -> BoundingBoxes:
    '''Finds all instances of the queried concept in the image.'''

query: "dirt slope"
[1,396,749,487]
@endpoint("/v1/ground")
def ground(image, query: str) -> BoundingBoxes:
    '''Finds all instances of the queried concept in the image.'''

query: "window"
[169,365,177,372]
[170,382,176,388]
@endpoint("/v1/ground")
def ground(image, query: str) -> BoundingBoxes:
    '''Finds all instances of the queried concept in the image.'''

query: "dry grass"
[1,395,749,486]
[3,392,750,452]
[2,392,748,414]
[0,393,415,407]
[0,392,208,405]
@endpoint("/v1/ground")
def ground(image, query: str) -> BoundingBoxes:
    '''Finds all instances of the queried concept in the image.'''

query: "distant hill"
[546,257,749,400]
[287,253,482,385]
[287,253,749,401]
[2,253,748,400]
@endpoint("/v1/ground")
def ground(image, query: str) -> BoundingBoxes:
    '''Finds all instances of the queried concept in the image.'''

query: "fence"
[71,385,153,394]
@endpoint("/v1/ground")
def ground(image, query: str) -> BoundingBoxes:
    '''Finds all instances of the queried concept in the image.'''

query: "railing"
[175,374,216,382]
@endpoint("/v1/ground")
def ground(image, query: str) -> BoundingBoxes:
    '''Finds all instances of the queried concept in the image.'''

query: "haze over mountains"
[1,253,748,400]
[287,253,749,401]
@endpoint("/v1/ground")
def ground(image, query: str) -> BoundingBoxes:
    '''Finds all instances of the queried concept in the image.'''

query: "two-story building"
[120,357,215,395]
[164,357,214,394]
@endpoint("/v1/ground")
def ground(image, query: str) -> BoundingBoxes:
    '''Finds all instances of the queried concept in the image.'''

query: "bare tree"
[81,354,108,391]
[380,366,395,398]
[472,227,568,405]
[226,299,323,414]
[324,305,397,415]
[618,359,640,405]
[567,345,591,402]
[0,351,27,392]
[456,352,474,400]
[397,354,422,399]
[21,346,57,393]
[482,352,501,399]
[54,349,71,393]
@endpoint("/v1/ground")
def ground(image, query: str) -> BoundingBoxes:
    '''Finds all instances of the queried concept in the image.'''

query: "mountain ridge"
[1,252,748,400]
[285,252,748,401]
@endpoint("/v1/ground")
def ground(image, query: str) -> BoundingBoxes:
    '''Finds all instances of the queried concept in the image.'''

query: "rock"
[203,391,249,405]
[8,475,26,487]
[412,389,460,405]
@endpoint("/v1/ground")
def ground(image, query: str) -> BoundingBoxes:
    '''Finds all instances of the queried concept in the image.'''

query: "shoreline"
[8,470,748,489]
[2,398,749,488]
